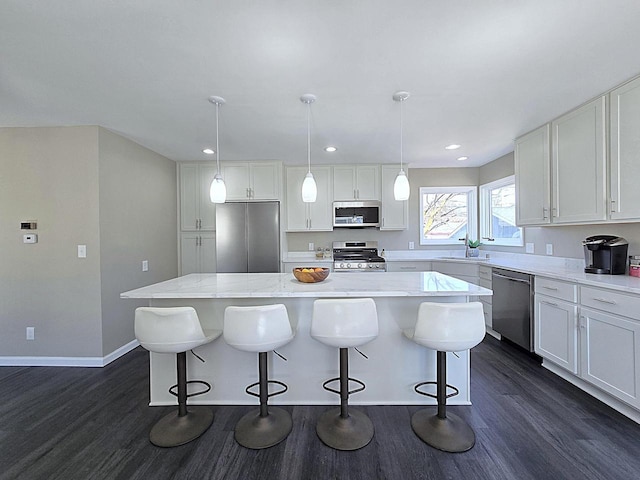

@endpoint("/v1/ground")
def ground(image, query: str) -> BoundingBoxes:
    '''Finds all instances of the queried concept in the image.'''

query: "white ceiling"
[2,1,640,168]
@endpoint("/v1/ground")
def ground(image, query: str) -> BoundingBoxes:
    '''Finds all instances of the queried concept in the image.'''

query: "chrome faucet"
[458,233,469,258]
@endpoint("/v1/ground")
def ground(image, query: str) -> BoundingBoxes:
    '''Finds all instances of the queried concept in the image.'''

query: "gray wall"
[0,126,177,359]
[98,128,177,355]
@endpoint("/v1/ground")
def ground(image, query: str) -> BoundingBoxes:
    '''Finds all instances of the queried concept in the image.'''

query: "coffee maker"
[583,235,628,274]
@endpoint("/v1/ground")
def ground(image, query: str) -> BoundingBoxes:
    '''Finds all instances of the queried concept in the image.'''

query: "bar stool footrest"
[245,379,288,399]
[414,381,459,399]
[168,380,211,399]
[322,376,365,396]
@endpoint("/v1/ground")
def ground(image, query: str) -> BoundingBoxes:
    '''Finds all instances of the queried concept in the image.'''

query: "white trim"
[479,175,523,247]
[419,185,478,245]
[0,339,139,368]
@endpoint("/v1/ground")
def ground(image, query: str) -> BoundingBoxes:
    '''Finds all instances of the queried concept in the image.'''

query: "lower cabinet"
[180,233,216,275]
[386,261,431,272]
[579,306,640,409]
[535,294,578,374]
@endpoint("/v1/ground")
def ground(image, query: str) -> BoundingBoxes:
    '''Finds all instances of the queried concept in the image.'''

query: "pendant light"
[208,95,227,203]
[300,93,318,203]
[392,91,411,201]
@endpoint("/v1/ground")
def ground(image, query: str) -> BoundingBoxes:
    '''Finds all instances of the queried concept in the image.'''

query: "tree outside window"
[420,186,477,245]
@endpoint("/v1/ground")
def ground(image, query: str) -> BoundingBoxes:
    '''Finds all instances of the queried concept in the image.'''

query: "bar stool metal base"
[235,407,293,449]
[149,407,214,448]
[316,407,374,451]
[411,409,475,453]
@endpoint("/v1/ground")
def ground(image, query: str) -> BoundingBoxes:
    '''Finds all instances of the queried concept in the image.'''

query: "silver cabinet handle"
[543,207,549,219]
[400,266,417,270]
[593,297,617,305]
[540,300,558,307]
[542,286,559,291]
[610,198,616,213]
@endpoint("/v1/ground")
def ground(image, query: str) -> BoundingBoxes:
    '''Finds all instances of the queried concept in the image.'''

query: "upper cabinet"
[221,161,282,201]
[380,165,408,230]
[333,165,380,201]
[515,124,551,226]
[285,166,333,232]
[610,76,640,221]
[179,163,217,231]
[551,97,607,224]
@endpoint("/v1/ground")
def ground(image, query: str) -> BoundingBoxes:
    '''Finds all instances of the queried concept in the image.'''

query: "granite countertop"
[284,250,640,295]
[121,272,492,299]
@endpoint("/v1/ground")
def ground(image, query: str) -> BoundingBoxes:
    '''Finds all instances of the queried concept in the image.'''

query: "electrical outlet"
[142,260,149,272]
[525,243,534,254]
[78,245,87,258]
[308,242,314,251]
[26,327,34,340]
[546,243,553,255]
[409,242,415,250]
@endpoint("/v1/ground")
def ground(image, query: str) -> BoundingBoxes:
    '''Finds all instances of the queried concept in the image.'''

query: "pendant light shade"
[208,95,226,204]
[392,91,411,201]
[300,93,317,203]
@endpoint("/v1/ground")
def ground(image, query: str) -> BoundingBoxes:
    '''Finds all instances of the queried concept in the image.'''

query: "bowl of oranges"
[292,266,330,283]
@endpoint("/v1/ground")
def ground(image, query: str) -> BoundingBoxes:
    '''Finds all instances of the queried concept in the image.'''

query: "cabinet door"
[250,162,281,200]
[198,165,217,230]
[180,164,200,231]
[308,166,333,231]
[610,77,640,221]
[199,234,216,273]
[551,97,607,223]
[285,167,310,231]
[515,125,551,225]
[535,295,578,374]
[579,307,640,408]
[355,165,380,200]
[333,165,357,200]
[222,163,250,200]
[380,165,408,230]
[180,234,199,275]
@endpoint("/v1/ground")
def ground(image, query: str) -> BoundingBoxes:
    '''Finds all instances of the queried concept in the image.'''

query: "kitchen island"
[121,272,492,406]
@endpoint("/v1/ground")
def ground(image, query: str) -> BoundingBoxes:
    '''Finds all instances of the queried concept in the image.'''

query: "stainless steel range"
[333,241,386,272]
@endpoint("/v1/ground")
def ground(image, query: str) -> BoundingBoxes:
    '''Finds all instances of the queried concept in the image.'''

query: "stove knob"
[375,264,380,269]
[358,263,364,268]
[346,263,351,268]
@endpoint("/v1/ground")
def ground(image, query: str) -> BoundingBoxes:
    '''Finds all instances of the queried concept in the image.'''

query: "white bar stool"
[135,306,222,448]
[311,298,379,451]
[223,304,295,449]
[403,302,485,452]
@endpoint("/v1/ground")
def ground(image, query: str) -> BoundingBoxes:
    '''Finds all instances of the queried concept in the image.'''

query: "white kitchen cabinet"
[333,165,380,201]
[221,161,281,201]
[610,76,640,221]
[515,124,551,226]
[478,265,492,329]
[431,261,480,286]
[180,233,216,275]
[380,165,408,230]
[551,96,607,224]
[534,277,579,374]
[386,261,431,272]
[285,166,333,232]
[179,163,217,231]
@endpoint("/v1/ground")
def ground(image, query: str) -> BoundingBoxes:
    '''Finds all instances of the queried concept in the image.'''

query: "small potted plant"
[467,239,482,257]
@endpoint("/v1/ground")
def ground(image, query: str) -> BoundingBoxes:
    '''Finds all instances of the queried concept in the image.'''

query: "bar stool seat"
[135,306,222,447]
[311,298,379,451]
[224,304,295,449]
[404,302,485,453]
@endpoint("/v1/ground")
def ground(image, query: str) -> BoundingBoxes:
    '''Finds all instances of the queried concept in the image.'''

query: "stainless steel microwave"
[333,201,380,228]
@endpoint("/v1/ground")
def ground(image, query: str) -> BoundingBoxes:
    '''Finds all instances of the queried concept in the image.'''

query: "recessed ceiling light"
[457,156,468,161]
[445,144,461,150]
[324,146,337,152]
[203,148,215,155]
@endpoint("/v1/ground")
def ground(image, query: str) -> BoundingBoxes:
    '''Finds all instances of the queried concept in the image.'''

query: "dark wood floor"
[1,336,639,480]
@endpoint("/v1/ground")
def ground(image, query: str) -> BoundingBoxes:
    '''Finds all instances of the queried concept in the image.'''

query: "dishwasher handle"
[492,272,531,285]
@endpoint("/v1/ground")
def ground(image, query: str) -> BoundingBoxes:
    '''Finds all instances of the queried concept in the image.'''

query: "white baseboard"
[0,339,140,367]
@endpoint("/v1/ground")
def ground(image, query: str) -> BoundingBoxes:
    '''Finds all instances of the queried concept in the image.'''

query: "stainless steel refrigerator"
[215,202,280,273]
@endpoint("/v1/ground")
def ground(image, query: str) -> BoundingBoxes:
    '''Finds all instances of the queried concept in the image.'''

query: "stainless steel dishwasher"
[491,268,534,351]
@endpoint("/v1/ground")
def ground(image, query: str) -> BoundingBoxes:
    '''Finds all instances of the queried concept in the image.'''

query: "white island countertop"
[121,271,493,299]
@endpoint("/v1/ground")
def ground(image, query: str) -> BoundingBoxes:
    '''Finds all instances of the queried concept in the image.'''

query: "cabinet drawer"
[478,266,492,281]
[388,261,431,272]
[479,278,492,303]
[580,286,640,319]
[535,277,577,303]
[431,261,479,277]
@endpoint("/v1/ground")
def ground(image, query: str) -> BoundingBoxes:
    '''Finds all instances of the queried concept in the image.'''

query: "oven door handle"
[492,272,531,285]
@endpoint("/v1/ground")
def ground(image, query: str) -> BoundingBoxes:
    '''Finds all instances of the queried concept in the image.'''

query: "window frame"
[419,185,478,246]
[479,175,523,247]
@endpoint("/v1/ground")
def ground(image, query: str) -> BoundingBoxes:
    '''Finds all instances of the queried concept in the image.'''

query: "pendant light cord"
[399,96,404,171]
[307,101,311,174]
[215,102,221,175]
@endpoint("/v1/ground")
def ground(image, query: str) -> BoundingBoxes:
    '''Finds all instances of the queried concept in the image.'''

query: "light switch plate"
[525,243,534,254]
[546,243,553,255]
[308,242,314,251]
[409,242,415,250]
[142,260,149,272]
[23,234,38,244]
[78,245,87,258]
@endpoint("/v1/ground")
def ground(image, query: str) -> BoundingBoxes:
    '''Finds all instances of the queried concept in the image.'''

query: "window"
[480,176,523,246]
[420,186,477,245]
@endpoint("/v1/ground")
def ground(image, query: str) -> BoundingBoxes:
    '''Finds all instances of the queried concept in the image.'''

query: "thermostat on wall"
[21,221,37,230]
[23,234,38,244]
